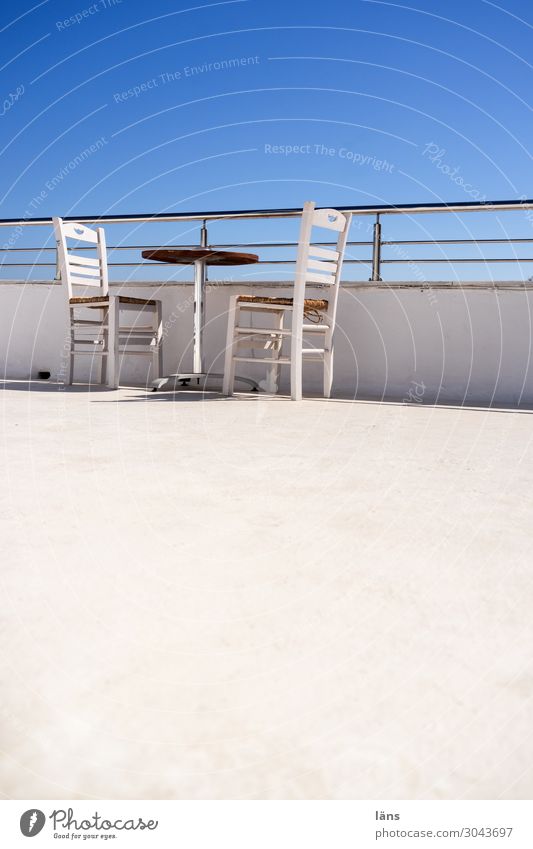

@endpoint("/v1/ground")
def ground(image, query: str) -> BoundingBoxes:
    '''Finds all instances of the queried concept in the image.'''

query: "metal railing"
[1,197,533,283]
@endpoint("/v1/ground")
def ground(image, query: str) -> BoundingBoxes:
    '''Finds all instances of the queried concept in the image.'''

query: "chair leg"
[100,308,108,385]
[265,310,284,393]
[222,296,238,396]
[265,357,278,394]
[323,352,333,398]
[67,317,75,386]
[152,301,163,380]
[107,299,119,389]
[291,360,302,401]
[290,312,303,402]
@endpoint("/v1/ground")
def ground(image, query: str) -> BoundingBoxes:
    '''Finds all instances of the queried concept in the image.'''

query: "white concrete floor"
[1,381,532,800]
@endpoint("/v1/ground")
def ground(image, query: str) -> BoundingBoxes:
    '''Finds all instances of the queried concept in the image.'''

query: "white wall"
[1,281,532,406]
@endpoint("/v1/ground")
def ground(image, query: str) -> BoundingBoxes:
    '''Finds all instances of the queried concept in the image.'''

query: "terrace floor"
[1,381,532,800]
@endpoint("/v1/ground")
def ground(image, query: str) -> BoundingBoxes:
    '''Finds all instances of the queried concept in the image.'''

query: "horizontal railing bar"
[0,240,369,251]
[265,258,533,264]
[0,244,207,253]
[383,238,533,246]
[5,258,533,269]
[127,259,372,266]
[0,260,369,268]
[5,236,533,254]
[0,244,229,253]
[1,198,533,227]
[208,238,533,247]
[206,241,373,248]
[0,242,349,252]
[0,247,56,252]
[3,281,533,291]
[382,258,533,263]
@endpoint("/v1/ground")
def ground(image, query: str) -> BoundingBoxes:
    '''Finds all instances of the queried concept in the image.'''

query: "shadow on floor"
[2,380,533,413]
[0,380,114,393]
[0,380,228,402]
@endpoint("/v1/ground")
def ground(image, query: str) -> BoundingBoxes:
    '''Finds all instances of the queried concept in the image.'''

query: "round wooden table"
[142,247,259,391]
[142,248,258,266]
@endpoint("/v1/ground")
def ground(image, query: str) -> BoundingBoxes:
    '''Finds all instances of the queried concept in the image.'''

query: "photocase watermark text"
[2,136,108,253]
[1,85,24,117]
[45,136,108,191]
[422,142,487,202]
[403,379,426,404]
[113,57,260,103]
[56,0,123,30]
[264,143,394,172]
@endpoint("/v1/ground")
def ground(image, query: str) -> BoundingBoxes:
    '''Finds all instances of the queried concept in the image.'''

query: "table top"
[142,248,259,266]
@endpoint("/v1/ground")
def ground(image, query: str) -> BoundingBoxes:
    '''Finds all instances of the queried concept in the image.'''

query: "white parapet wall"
[1,280,533,406]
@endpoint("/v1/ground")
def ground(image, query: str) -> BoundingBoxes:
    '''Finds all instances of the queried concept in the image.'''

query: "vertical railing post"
[200,219,208,249]
[370,214,382,282]
[192,220,208,374]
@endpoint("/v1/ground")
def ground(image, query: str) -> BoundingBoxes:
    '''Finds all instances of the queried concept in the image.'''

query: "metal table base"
[151,372,259,392]
[150,230,260,394]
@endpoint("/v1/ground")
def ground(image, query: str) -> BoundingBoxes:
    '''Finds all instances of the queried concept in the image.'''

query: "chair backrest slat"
[304,271,336,285]
[68,253,101,268]
[308,258,338,275]
[53,217,108,300]
[69,270,102,282]
[309,246,340,261]
[68,264,101,280]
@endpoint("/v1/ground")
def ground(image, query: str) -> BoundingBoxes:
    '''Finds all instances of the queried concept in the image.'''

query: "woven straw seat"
[70,295,156,306]
[237,295,328,310]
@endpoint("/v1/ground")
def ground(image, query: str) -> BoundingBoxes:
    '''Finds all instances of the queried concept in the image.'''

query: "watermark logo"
[20,809,46,837]
[2,135,108,254]
[113,57,260,103]
[56,0,123,31]
[422,142,487,202]
[403,379,426,404]
[19,807,159,837]
[1,84,25,117]
[264,143,394,172]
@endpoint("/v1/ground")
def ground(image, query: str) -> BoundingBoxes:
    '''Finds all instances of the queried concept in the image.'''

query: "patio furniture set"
[53,202,352,400]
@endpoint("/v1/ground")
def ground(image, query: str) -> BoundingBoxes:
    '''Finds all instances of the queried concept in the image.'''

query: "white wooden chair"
[53,217,163,388]
[222,202,352,400]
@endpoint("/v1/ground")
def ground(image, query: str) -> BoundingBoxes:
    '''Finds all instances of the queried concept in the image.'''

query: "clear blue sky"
[1,0,532,279]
